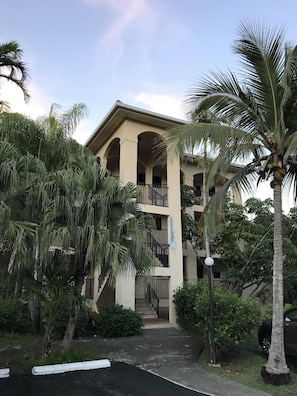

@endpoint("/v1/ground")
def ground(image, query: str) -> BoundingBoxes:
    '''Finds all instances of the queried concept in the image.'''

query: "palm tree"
[0,40,30,102]
[37,151,153,353]
[37,102,88,170]
[166,21,297,385]
[0,138,46,300]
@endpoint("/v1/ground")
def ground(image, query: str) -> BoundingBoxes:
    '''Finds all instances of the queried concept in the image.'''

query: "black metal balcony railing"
[137,184,168,207]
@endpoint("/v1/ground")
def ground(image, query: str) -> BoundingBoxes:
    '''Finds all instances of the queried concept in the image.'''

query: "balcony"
[137,184,168,207]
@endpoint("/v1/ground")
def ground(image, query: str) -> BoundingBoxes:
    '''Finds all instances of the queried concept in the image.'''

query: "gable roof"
[85,100,186,153]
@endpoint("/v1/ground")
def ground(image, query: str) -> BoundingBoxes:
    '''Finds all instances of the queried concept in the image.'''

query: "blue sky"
[1,0,297,147]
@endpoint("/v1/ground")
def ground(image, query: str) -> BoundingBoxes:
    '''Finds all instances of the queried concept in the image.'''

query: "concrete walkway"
[74,324,272,396]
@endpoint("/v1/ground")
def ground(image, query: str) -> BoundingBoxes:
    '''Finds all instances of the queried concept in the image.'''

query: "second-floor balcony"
[137,184,168,207]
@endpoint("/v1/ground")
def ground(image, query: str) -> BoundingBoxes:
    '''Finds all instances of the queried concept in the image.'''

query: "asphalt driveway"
[1,362,207,396]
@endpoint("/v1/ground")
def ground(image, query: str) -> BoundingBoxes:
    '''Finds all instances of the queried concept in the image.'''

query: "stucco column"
[167,156,184,324]
[119,138,138,185]
[115,266,136,309]
[115,137,138,310]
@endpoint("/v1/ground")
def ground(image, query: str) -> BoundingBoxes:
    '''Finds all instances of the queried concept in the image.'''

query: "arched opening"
[105,138,120,177]
[137,132,168,206]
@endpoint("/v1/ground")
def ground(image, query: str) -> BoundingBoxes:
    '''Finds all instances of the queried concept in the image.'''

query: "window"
[195,185,201,197]
[137,172,145,185]
[153,175,162,187]
[155,217,162,230]
[197,259,204,279]
[209,186,215,197]
[286,308,297,322]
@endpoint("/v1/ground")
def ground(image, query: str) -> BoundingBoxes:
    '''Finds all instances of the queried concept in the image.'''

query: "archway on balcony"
[137,132,167,207]
[104,138,120,177]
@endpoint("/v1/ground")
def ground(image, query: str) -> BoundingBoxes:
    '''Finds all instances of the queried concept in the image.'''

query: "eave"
[85,100,186,154]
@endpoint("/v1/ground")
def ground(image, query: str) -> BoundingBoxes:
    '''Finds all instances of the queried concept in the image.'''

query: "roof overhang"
[85,100,186,153]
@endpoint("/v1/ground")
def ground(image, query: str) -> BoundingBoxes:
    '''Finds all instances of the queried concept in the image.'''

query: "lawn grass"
[10,347,98,373]
[199,333,297,396]
[0,333,97,374]
[0,333,41,345]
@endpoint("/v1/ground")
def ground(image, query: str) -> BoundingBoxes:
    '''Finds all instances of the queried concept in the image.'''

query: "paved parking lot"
[1,362,208,396]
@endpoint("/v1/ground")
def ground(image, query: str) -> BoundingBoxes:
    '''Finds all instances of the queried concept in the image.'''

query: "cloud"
[87,0,158,72]
[0,80,52,119]
[134,92,188,120]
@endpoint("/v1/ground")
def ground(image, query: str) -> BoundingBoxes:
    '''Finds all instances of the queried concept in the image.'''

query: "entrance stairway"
[135,298,158,320]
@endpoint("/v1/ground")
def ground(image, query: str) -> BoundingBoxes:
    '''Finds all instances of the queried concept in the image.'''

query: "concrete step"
[135,299,158,319]
[141,313,159,319]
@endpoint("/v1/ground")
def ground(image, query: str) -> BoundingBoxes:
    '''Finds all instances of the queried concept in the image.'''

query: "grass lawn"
[199,333,297,396]
[0,334,96,374]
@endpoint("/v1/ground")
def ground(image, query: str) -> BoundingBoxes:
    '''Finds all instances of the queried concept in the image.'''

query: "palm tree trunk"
[261,181,290,385]
[42,310,59,359]
[59,304,80,353]
[59,271,84,352]
[28,293,41,333]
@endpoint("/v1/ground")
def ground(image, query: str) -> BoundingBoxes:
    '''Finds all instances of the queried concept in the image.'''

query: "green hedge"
[53,305,91,340]
[93,304,143,338]
[174,283,262,358]
[0,298,32,335]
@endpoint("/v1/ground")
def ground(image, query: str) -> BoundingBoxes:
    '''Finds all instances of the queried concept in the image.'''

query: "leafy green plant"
[199,332,297,396]
[12,347,97,373]
[174,283,262,358]
[53,304,91,340]
[0,298,31,335]
[262,303,293,320]
[94,304,143,338]
[173,283,206,331]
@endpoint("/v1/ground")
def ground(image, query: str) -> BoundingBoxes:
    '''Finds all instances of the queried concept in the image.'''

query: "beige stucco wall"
[93,118,184,323]
[88,108,242,324]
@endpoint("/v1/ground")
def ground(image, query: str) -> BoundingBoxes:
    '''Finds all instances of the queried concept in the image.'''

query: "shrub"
[94,304,143,338]
[53,304,91,340]
[174,283,262,358]
[262,303,293,320]
[0,298,31,335]
[173,283,206,330]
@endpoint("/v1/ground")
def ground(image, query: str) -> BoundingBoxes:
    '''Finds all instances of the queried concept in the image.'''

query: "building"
[84,100,241,324]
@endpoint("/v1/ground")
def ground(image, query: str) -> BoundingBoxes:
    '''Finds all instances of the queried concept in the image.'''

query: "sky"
[1,0,297,207]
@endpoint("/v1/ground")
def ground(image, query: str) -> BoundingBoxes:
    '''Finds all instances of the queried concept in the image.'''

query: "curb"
[32,359,111,375]
[0,368,10,378]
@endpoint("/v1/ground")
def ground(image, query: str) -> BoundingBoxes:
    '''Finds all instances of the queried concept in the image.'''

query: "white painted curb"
[0,368,10,378]
[32,359,111,376]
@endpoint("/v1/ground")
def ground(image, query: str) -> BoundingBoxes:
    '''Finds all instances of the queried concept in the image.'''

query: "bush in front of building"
[173,283,206,331]
[53,304,91,340]
[174,283,262,358]
[0,297,32,335]
[93,304,143,338]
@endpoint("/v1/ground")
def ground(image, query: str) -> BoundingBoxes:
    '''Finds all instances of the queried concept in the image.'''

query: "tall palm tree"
[0,138,46,299]
[166,21,297,384]
[0,40,30,102]
[37,102,88,170]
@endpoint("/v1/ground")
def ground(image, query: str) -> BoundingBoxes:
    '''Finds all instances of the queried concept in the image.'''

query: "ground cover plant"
[199,332,297,396]
[2,345,97,374]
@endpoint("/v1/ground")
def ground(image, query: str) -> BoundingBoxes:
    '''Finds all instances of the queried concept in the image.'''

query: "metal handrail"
[137,184,168,206]
[147,231,168,267]
[147,284,159,317]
